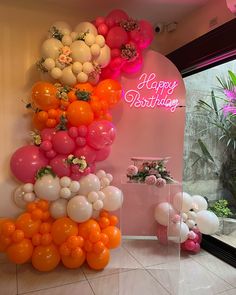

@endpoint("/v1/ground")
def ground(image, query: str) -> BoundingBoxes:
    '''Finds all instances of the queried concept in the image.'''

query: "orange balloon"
[94,79,122,108]
[89,230,101,243]
[11,230,25,243]
[61,247,86,269]
[32,233,42,246]
[66,235,81,250]
[100,233,109,246]
[1,221,15,237]
[7,239,33,264]
[0,236,11,252]
[99,217,110,229]
[39,222,52,234]
[74,82,94,93]
[32,82,59,111]
[31,209,43,221]
[16,213,41,238]
[32,244,60,272]
[78,219,100,239]
[59,243,71,256]
[37,200,49,211]
[84,240,93,253]
[86,248,110,270]
[67,101,94,127]
[41,233,52,246]
[93,241,105,254]
[102,226,121,249]
[33,113,46,130]
[51,217,78,245]
[109,215,119,226]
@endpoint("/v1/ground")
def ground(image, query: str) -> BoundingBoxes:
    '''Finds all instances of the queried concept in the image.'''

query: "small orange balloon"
[51,217,78,245]
[67,101,94,127]
[99,217,110,229]
[33,113,46,130]
[102,226,121,249]
[7,239,33,264]
[86,248,110,270]
[39,222,51,234]
[66,235,80,249]
[27,203,37,212]
[84,240,93,253]
[41,233,52,246]
[74,82,94,93]
[32,244,60,272]
[109,215,119,226]
[100,211,109,218]
[16,213,41,238]
[0,236,11,252]
[59,243,71,256]
[32,233,42,246]
[78,219,100,240]
[31,209,43,221]
[93,241,105,254]
[32,82,59,111]
[61,248,86,269]
[89,230,101,243]
[37,200,49,211]
[100,233,109,246]
[11,229,25,243]
[1,221,15,237]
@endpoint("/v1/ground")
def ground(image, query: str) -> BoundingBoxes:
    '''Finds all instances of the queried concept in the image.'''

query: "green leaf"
[229,70,236,86]
[198,139,214,163]
[211,90,218,117]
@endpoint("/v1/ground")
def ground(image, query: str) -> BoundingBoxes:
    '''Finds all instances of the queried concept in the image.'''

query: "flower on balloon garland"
[66,155,88,173]
[30,130,42,146]
[121,43,138,61]
[57,46,73,67]
[119,19,140,32]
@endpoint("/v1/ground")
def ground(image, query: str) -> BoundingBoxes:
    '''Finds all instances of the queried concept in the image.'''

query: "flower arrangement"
[126,158,174,187]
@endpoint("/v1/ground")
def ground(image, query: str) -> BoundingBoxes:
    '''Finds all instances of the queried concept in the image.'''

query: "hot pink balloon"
[129,20,154,49]
[156,224,168,245]
[74,145,97,164]
[105,9,129,27]
[98,23,109,36]
[193,243,201,253]
[10,145,48,183]
[184,240,196,251]
[40,128,56,141]
[100,66,120,80]
[95,146,111,162]
[52,131,76,155]
[71,173,83,181]
[106,26,128,49]
[87,120,116,150]
[50,155,71,177]
[122,53,143,74]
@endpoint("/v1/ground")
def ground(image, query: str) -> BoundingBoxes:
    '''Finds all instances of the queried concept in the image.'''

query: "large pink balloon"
[50,155,71,177]
[129,20,154,49]
[74,145,97,164]
[95,146,111,162]
[52,131,76,155]
[106,27,128,49]
[87,120,116,150]
[122,53,143,74]
[10,145,48,183]
[105,9,129,28]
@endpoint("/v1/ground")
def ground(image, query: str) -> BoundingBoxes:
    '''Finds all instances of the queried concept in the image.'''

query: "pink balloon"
[78,125,88,137]
[129,20,154,49]
[68,127,78,138]
[10,145,48,183]
[74,145,97,163]
[106,26,128,49]
[50,155,71,177]
[45,150,57,159]
[156,224,168,245]
[193,243,201,253]
[52,131,76,155]
[111,48,121,58]
[100,66,120,80]
[109,57,125,70]
[71,173,83,181]
[95,146,111,162]
[98,23,109,36]
[105,9,129,27]
[184,240,196,251]
[122,53,143,74]
[40,140,52,152]
[87,120,116,150]
[40,128,55,141]
[95,16,106,27]
[89,163,96,173]
[76,137,86,147]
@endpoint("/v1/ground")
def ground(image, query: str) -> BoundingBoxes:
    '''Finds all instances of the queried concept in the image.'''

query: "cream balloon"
[154,202,175,226]
[84,33,95,46]
[74,22,98,36]
[93,200,103,211]
[77,72,88,83]
[192,195,208,212]
[186,219,195,229]
[96,170,106,179]
[62,35,72,46]
[70,40,91,63]
[95,45,111,67]
[43,58,55,70]
[23,192,36,203]
[60,187,72,199]
[22,183,34,193]
[60,176,71,188]
[72,62,83,74]
[60,66,77,86]
[173,192,193,213]
[50,198,68,219]
[187,211,197,221]
[88,191,99,203]
[78,174,101,196]
[67,195,93,222]
[13,186,27,209]
[196,210,219,234]
[90,44,101,57]
[34,175,61,201]
[106,174,113,182]
[69,181,80,193]
[95,35,105,47]
[169,222,189,243]
[82,62,94,74]
[100,177,110,189]
[51,67,62,79]
[102,186,123,211]
[41,38,62,59]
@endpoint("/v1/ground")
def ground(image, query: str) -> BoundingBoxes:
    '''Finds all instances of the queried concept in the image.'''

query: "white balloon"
[100,177,110,189]
[79,174,101,196]
[70,40,91,63]
[181,213,188,222]
[43,58,55,70]
[169,222,189,243]
[55,60,65,69]
[13,186,26,209]
[41,38,62,59]
[60,176,71,188]
[95,45,111,67]
[69,181,80,193]
[23,183,34,193]
[75,22,98,36]
[154,202,175,226]
[96,170,106,179]
[23,192,36,203]
[88,191,99,203]
[186,219,195,229]
[106,173,113,182]
[82,62,94,74]
[67,195,93,222]
[102,186,123,211]
[77,72,88,83]
[192,195,208,212]
[90,44,101,57]
[97,191,105,200]
[51,67,62,79]
[60,66,77,86]
[187,211,197,221]
[93,200,104,211]
[34,175,61,201]
[72,62,83,74]
[60,187,72,199]
[62,35,72,46]
[196,210,219,235]
[95,35,105,47]
[50,198,68,219]
[84,33,95,46]
[173,192,193,213]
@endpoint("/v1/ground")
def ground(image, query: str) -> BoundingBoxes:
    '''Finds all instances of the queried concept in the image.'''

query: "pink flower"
[58,54,67,63]
[145,175,157,185]
[156,178,166,188]
[65,56,72,64]
[62,46,71,56]
[171,214,181,223]
[149,168,157,175]
[188,231,197,240]
[127,165,138,176]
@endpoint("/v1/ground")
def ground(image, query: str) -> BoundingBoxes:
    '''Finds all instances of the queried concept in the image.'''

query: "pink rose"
[145,175,157,185]
[58,54,67,63]
[127,165,138,176]
[156,178,166,188]
[66,56,72,64]
[62,46,71,56]
[149,168,157,175]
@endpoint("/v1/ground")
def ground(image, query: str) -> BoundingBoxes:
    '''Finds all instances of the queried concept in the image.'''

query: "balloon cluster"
[94,9,154,79]
[0,205,121,271]
[154,192,219,253]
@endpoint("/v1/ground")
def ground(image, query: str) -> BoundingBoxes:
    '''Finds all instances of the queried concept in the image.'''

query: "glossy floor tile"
[0,263,17,295]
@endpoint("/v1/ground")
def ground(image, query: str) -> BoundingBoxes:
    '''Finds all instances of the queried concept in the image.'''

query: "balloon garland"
[0,9,154,272]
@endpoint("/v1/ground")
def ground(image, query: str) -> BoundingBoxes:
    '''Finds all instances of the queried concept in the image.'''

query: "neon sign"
[124,72,180,112]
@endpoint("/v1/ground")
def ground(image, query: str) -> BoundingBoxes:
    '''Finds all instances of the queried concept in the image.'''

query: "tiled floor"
[0,240,236,295]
